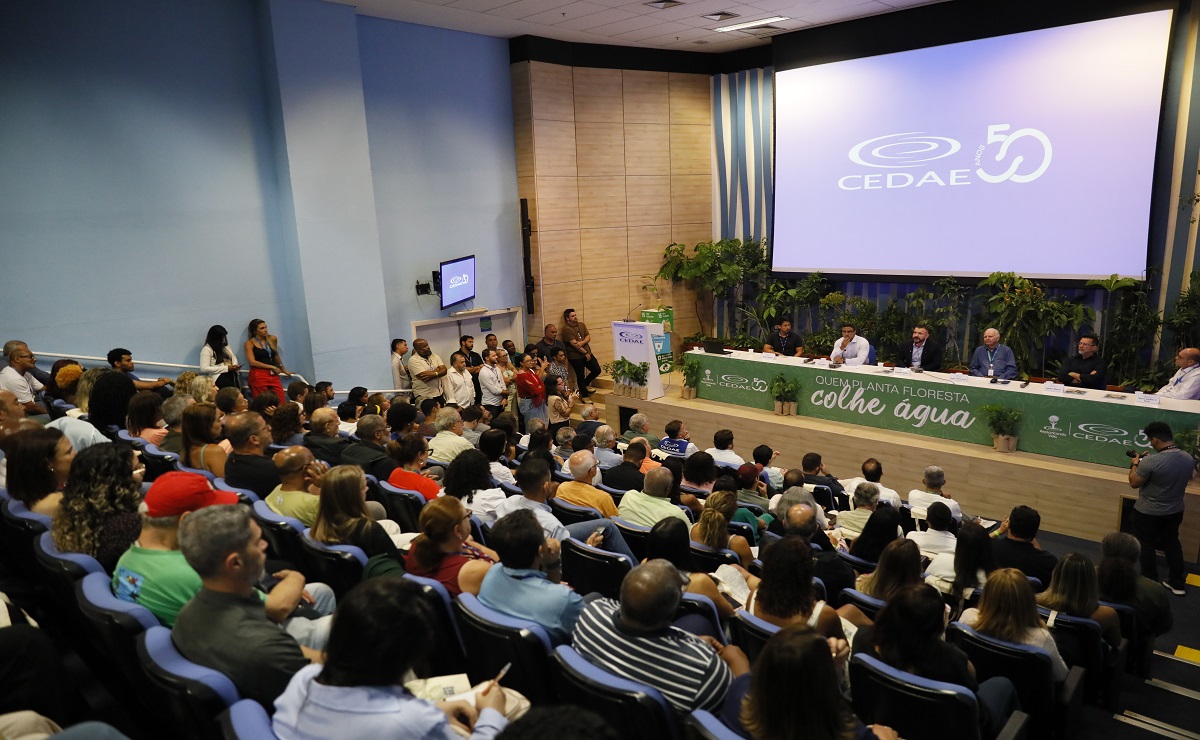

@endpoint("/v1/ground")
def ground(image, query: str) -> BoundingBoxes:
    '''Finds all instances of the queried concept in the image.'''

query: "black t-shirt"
[603,461,646,492]
[992,537,1058,588]
[225,452,282,498]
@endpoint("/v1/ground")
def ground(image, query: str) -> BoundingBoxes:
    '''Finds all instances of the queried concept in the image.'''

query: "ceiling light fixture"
[702,11,738,21]
[714,15,788,32]
[644,0,684,8]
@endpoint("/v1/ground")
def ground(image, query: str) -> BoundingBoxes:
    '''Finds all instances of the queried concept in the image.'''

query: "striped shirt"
[571,598,731,714]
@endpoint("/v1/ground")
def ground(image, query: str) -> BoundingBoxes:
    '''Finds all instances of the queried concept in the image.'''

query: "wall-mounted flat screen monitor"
[771,9,1174,281]
[440,255,476,310]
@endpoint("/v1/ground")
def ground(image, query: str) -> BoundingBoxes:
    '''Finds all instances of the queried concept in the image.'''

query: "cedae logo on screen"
[838,125,1052,191]
[448,273,470,289]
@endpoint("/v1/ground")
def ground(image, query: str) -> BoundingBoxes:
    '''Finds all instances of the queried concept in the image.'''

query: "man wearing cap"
[112,472,334,649]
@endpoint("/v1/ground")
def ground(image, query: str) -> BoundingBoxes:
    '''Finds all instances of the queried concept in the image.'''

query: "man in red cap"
[111,472,335,647]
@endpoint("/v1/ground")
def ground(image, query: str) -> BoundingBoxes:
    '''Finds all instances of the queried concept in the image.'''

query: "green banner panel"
[692,353,1200,468]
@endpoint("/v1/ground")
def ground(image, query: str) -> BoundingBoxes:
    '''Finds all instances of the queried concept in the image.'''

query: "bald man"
[617,466,690,527]
[572,559,748,713]
[303,407,351,466]
[265,447,326,526]
[555,450,618,518]
[1157,347,1200,400]
[780,503,856,599]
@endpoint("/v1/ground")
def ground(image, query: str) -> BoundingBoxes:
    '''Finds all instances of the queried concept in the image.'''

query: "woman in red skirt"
[243,318,290,399]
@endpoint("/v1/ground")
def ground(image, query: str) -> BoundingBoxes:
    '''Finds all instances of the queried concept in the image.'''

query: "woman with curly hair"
[442,449,505,524]
[744,535,844,639]
[188,376,216,405]
[46,360,83,404]
[270,403,307,446]
[690,488,754,565]
[172,371,198,399]
[51,442,143,572]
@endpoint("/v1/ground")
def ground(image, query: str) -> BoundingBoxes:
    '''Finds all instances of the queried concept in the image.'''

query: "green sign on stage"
[692,353,1200,468]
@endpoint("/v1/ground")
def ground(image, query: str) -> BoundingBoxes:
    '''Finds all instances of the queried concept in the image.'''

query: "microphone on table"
[1020,380,1030,388]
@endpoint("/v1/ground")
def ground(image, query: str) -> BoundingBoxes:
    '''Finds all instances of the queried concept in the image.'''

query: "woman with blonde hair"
[404,496,496,597]
[690,488,754,565]
[70,367,107,418]
[51,442,143,572]
[960,568,1068,681]
[312,465,401,559]
[189,376,217,405]
[173,371,198,399]
[1036,553,1122,646]
[180,402,227,478]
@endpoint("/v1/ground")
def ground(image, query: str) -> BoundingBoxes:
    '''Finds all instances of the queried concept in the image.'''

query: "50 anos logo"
[839,124,1052,191]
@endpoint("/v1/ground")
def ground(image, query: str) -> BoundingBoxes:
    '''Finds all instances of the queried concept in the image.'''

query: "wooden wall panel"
[576,122,625,177]
[626,176,671,227]
[516,61,710,355]
[580,227,628,280]
[668,72,711,126]
[574,68,623,123]
[578,175,626,229]
[530,62,574,122]
[623,70,670,124]
[624,123,671,175]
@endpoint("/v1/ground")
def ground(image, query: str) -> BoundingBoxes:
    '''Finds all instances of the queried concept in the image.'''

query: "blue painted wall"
[357,18,524,343]
[0,1,523,388]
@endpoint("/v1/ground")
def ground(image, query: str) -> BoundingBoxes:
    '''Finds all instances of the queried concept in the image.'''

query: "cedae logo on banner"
[838,125,1053,191]
[448,274,470,289]
[1036,419,1151,448]
[702,372,768,393]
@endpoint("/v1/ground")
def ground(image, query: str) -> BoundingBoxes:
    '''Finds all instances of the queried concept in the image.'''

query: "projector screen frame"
[766,0,1179,285]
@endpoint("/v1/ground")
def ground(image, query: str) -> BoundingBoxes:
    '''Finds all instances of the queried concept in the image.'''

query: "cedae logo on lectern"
[618,331,645,345]
[448,274,470,289]
[838,125,1052,191]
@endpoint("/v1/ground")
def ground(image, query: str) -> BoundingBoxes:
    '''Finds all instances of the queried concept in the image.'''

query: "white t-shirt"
[908,489,963,521]
[838,477,902,509]
[706,448,745,467]
[0,366,43,404]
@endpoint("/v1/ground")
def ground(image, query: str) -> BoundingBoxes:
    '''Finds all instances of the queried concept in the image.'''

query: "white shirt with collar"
[906,528,958,558]
[907,489,962,521]
[479,364,507,406]
[448,367,474,407]
[829,335,871,366]
[705,448,745,467]
[1158,365,1200,400]
[838,477,902,509]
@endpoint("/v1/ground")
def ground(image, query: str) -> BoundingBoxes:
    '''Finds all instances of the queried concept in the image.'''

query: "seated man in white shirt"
[592,425,623,469]
[705,428,744,467]
[427,407,475,463]
[838,458,902,509]
[828,323,871,366]
[518,417,548,449]
[1156,347,1200,400]
[832,482,879,540]
[0,344,47,418]
[908,464,962,521]
[905,501,958,559]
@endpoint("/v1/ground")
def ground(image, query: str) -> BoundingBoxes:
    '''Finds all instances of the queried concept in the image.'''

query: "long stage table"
[689,349,1200,468]
[607,374,1200,558]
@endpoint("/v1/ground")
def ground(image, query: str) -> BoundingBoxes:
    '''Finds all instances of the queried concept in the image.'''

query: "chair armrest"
[995,710,1030,740]
[1055,665,1086,740]
[1103,637,1129,711]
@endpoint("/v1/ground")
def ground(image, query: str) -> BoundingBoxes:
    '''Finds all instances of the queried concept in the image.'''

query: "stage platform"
[607,374,1200,561]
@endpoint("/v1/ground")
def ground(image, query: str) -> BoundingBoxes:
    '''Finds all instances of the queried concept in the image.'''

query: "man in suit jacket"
[898,325,944,371]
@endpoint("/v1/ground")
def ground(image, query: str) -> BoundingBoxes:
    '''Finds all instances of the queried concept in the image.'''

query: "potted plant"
[980,404,1022,453]
[603,361,623,396]
[679,357,701,399]
[627,361,650,400]
[769,374,801,415]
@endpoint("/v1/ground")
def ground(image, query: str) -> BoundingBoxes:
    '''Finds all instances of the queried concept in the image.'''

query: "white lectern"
[611,321,665,400]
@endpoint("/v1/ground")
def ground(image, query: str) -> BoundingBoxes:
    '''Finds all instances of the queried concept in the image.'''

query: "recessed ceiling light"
[702,11,738,21]
[714,15,788,32]
[693,39,709,44]
[644,0,684,8]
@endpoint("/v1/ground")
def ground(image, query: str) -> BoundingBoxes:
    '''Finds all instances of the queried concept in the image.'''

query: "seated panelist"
[897,324,943,371]
[1056,333,1107,390]
[829,323,870,365]
[763,319,804,356]
[968,328,1017,380]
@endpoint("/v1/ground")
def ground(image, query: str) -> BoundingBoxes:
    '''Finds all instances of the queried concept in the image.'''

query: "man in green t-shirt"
[265,446,324,527]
